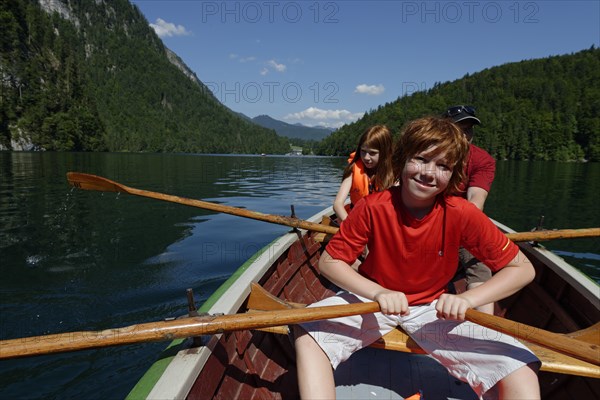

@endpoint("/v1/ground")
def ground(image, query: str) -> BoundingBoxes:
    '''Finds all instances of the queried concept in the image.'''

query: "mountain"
[0,0,290,154]
[251,115,333,141]
[234,112,254,123]
[316,47,600,162]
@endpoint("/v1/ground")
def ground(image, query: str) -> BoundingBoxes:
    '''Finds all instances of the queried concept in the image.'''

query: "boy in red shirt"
[294,116,540,399]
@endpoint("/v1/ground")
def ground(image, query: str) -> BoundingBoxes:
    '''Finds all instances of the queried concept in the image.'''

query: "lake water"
[0,152,598,399]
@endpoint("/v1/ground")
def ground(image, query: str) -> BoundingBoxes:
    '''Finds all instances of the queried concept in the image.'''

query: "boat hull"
[131,208,600,399]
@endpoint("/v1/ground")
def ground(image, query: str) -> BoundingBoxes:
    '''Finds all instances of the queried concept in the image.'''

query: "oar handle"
[465,309,600,366]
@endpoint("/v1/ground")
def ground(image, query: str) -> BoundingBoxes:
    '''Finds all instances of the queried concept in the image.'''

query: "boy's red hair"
[393,116,469,196]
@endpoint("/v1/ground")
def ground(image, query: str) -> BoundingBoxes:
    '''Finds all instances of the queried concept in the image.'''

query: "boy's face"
[401,146,453,205]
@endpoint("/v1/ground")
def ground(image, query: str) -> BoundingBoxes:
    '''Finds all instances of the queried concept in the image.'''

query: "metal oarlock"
[531,215,546,246]
[186,288,203,347]
[187,288,199,317]
[290,205,300,233]
[290,204,296,219]
[535,215,545,231]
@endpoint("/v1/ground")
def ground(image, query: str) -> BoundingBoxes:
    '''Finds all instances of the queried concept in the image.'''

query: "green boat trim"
[125,240,275,399]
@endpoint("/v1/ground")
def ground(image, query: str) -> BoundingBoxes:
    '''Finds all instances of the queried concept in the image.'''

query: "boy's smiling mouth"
[413,177,436,188]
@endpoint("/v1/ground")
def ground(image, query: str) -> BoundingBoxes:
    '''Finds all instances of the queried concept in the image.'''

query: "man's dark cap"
[444,105,481,125]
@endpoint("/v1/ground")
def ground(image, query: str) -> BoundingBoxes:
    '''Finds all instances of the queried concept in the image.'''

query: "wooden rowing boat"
[126,206,600,399]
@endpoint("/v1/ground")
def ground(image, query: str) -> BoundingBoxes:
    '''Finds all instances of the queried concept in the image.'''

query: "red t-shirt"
[325,187,518,305]
[461,144,496,194]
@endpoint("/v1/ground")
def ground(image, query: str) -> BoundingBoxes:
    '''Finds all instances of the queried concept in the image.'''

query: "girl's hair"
[343,125,395,190]
[392,116,469,196]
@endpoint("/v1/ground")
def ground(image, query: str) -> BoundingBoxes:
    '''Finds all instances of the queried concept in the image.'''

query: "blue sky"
[131,1,599,128]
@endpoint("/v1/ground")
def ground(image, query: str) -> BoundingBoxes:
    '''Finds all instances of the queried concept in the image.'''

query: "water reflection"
[486,161,600,232]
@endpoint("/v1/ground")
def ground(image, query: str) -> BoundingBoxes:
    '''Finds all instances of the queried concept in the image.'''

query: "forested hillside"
[0,0,290,153]
[317,48,600,161]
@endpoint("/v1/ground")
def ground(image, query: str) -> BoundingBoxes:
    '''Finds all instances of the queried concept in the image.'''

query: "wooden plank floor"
[335,348,478,400]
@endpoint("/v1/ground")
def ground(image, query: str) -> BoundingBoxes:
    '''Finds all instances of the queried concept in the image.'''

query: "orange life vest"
[347,152,372,206]
[404,391,423,400]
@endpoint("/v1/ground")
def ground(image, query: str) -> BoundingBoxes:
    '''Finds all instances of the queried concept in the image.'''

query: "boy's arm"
[436,249,535,320]
[319,250,409,315]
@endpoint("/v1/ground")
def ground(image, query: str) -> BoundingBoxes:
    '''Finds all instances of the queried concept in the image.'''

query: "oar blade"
[66,172,339,235]
[67,172,125,194]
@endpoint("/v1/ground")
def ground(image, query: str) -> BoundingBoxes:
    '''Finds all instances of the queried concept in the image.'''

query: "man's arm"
[466,186,489,210]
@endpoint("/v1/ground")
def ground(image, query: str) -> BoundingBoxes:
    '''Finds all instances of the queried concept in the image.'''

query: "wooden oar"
[247,284,600,377]
[464,309,599,366]
[66,172,600,242]
[3,293,597,366]
[0,302,379,360]
[247,283,600,367]
[503,228,600,242]
[66,172,338,235]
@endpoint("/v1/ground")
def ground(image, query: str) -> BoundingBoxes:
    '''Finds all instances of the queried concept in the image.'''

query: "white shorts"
[299,292,540,397]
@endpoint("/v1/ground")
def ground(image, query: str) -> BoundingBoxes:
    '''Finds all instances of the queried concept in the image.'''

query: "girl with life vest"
[333,125,395,221]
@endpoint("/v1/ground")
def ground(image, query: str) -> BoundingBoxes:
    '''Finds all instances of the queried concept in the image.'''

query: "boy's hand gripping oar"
[249,284,600,367]
[66,173,600,242]
[1,299,598,367]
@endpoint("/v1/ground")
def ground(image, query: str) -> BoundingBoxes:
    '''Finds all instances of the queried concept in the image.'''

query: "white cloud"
[354,84,385,96]
[150,18,191,38]
[259,67,269,76]
[267,59,287,72]
[283,107,364,129]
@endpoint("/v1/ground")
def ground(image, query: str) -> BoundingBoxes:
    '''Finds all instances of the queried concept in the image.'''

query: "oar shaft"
[67,172,338,235]
[505,228,600,242]
[67,173,600,242]
[130,186,339,235]
[3,296,598,367]
[465,309,600,366]
[251,283,600,367]
[0,302,379,359]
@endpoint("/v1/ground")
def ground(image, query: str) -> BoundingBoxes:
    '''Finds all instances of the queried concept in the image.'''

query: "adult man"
[445,105,496,314]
